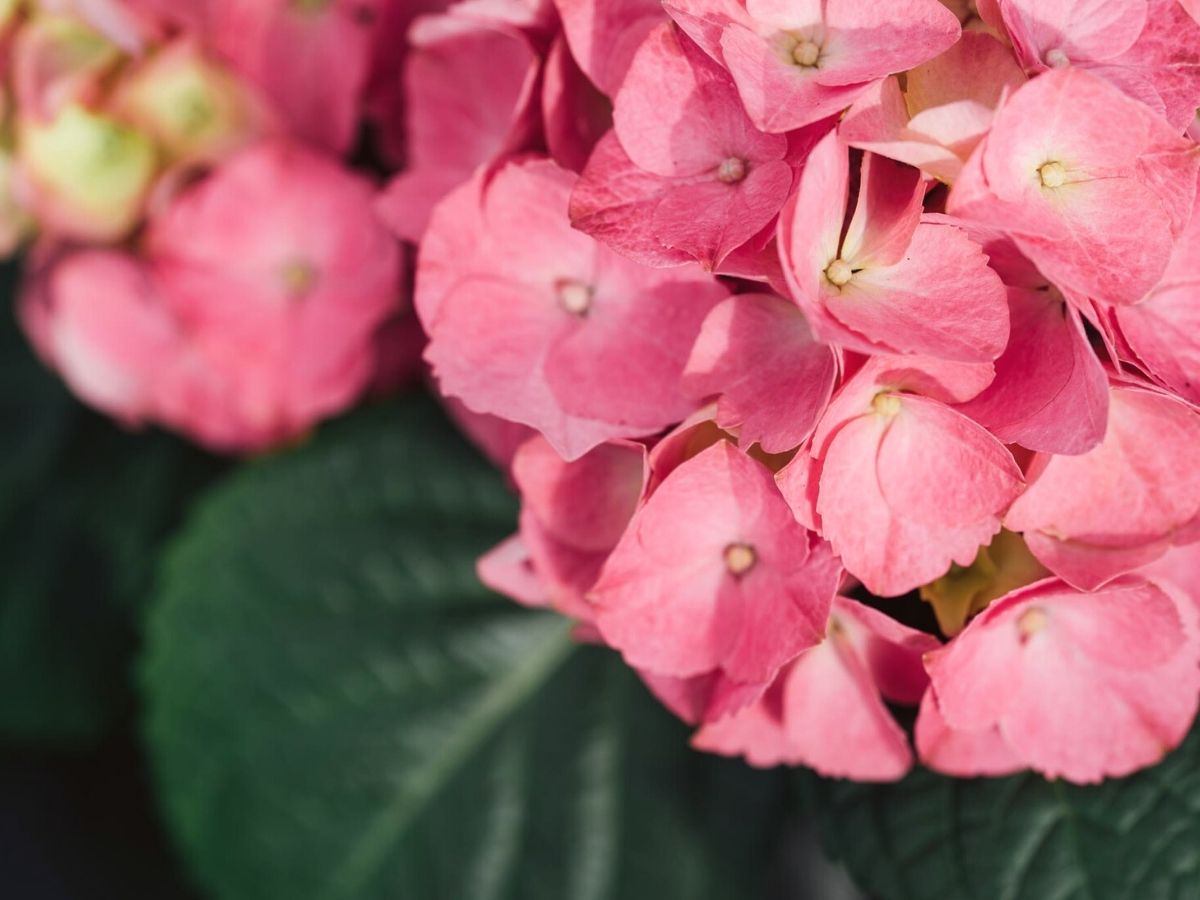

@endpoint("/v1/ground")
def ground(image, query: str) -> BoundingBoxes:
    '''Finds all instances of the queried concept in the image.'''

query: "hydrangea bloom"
[7,0,1200,787]
[25,143,403,451]
[695,595,939,780]
[779,132,1009,361]
[1,0,421,451]
[429,0,1200,786]
[949,67,1199,307]
[570,21,826,271]
[416,157,728,460]
[921,575,1200,782]
[663,0,961,132]
[592,440,840,708]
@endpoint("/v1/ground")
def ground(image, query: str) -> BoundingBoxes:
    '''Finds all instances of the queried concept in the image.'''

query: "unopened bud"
[20,103,158,242]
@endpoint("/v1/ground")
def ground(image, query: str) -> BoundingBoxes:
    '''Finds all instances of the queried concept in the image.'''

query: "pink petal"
[206,0,379,154]
[841,32,1026,181]
[477,534,549,608]
[957,287,1109,455]
[553,0,663,95]
[512,436,646,552]
[592,441,834,683]
[995,0,1147,67]
[958,68,1200,307]
[22,249,180,424]
[614,22,786,177]
[376,16,539,240]
[1115,189,1200,405]
[826,219,1009,362]
[639,668,767,725]
[682,293,837,453]
[569,131,696,268]
[817,395,1022,596]
[927,576,1200,783]
[915,690,1024,777]
[1005,385,1200,583]
[419,159,727,460]
[818,0,962,87]
[695,598,922,780]
[839,153,924,268]
[717,21,870,132]
[542,34,612,173]
[648,162,796,268]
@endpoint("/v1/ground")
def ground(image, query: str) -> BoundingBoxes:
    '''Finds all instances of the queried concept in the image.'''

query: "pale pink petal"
[477,534,549,608]
[718,22,871,132]
[817,395,1022,596]
[826,219,1009,362]
[1006,386,1200,582]
[927,576,1200,783]
[995,0,1146,67]
[915,690,1025,777]
[841,32,1025,181]
[818,0,962,87]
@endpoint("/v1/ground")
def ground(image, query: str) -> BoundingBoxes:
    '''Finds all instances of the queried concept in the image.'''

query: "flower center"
[556,280,593,316]
[1038,161,1068,188]
[792,39,821,67]
[872,393,902,417]
[281,260,318,297]
[920,531,1049,636]
[1018,606,1049,640]
[723,542,757,577]
[824,258,854,287]
[717,157,747,184]
[1044,47,1070,68]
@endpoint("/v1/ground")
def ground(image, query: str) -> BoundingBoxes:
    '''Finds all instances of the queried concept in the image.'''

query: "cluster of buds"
[406,0,1200,784]
[5,0,432,451]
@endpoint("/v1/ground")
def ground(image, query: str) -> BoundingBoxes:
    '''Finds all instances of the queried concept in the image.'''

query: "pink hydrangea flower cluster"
[2,0,429,451]
[409,0,1200,784]
[11,0,1200,784]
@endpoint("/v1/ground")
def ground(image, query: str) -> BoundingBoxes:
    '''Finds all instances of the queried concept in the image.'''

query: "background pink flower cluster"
[407,0,1200,785]
[1,0,440,451]
[10,0,1200,785]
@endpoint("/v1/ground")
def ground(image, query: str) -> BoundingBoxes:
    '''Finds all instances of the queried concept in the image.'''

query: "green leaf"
[0,272,223,742]
[807,726,1200,900]
[143,397,787,900]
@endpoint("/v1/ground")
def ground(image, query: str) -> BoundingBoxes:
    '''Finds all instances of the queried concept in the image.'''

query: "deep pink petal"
[682,293,837,453]
[957,288,1109,455]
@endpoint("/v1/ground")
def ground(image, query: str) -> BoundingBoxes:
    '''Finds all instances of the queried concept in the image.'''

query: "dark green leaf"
[807,726,1200,900]
[0,268,223,742]
[143,397,786,900]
